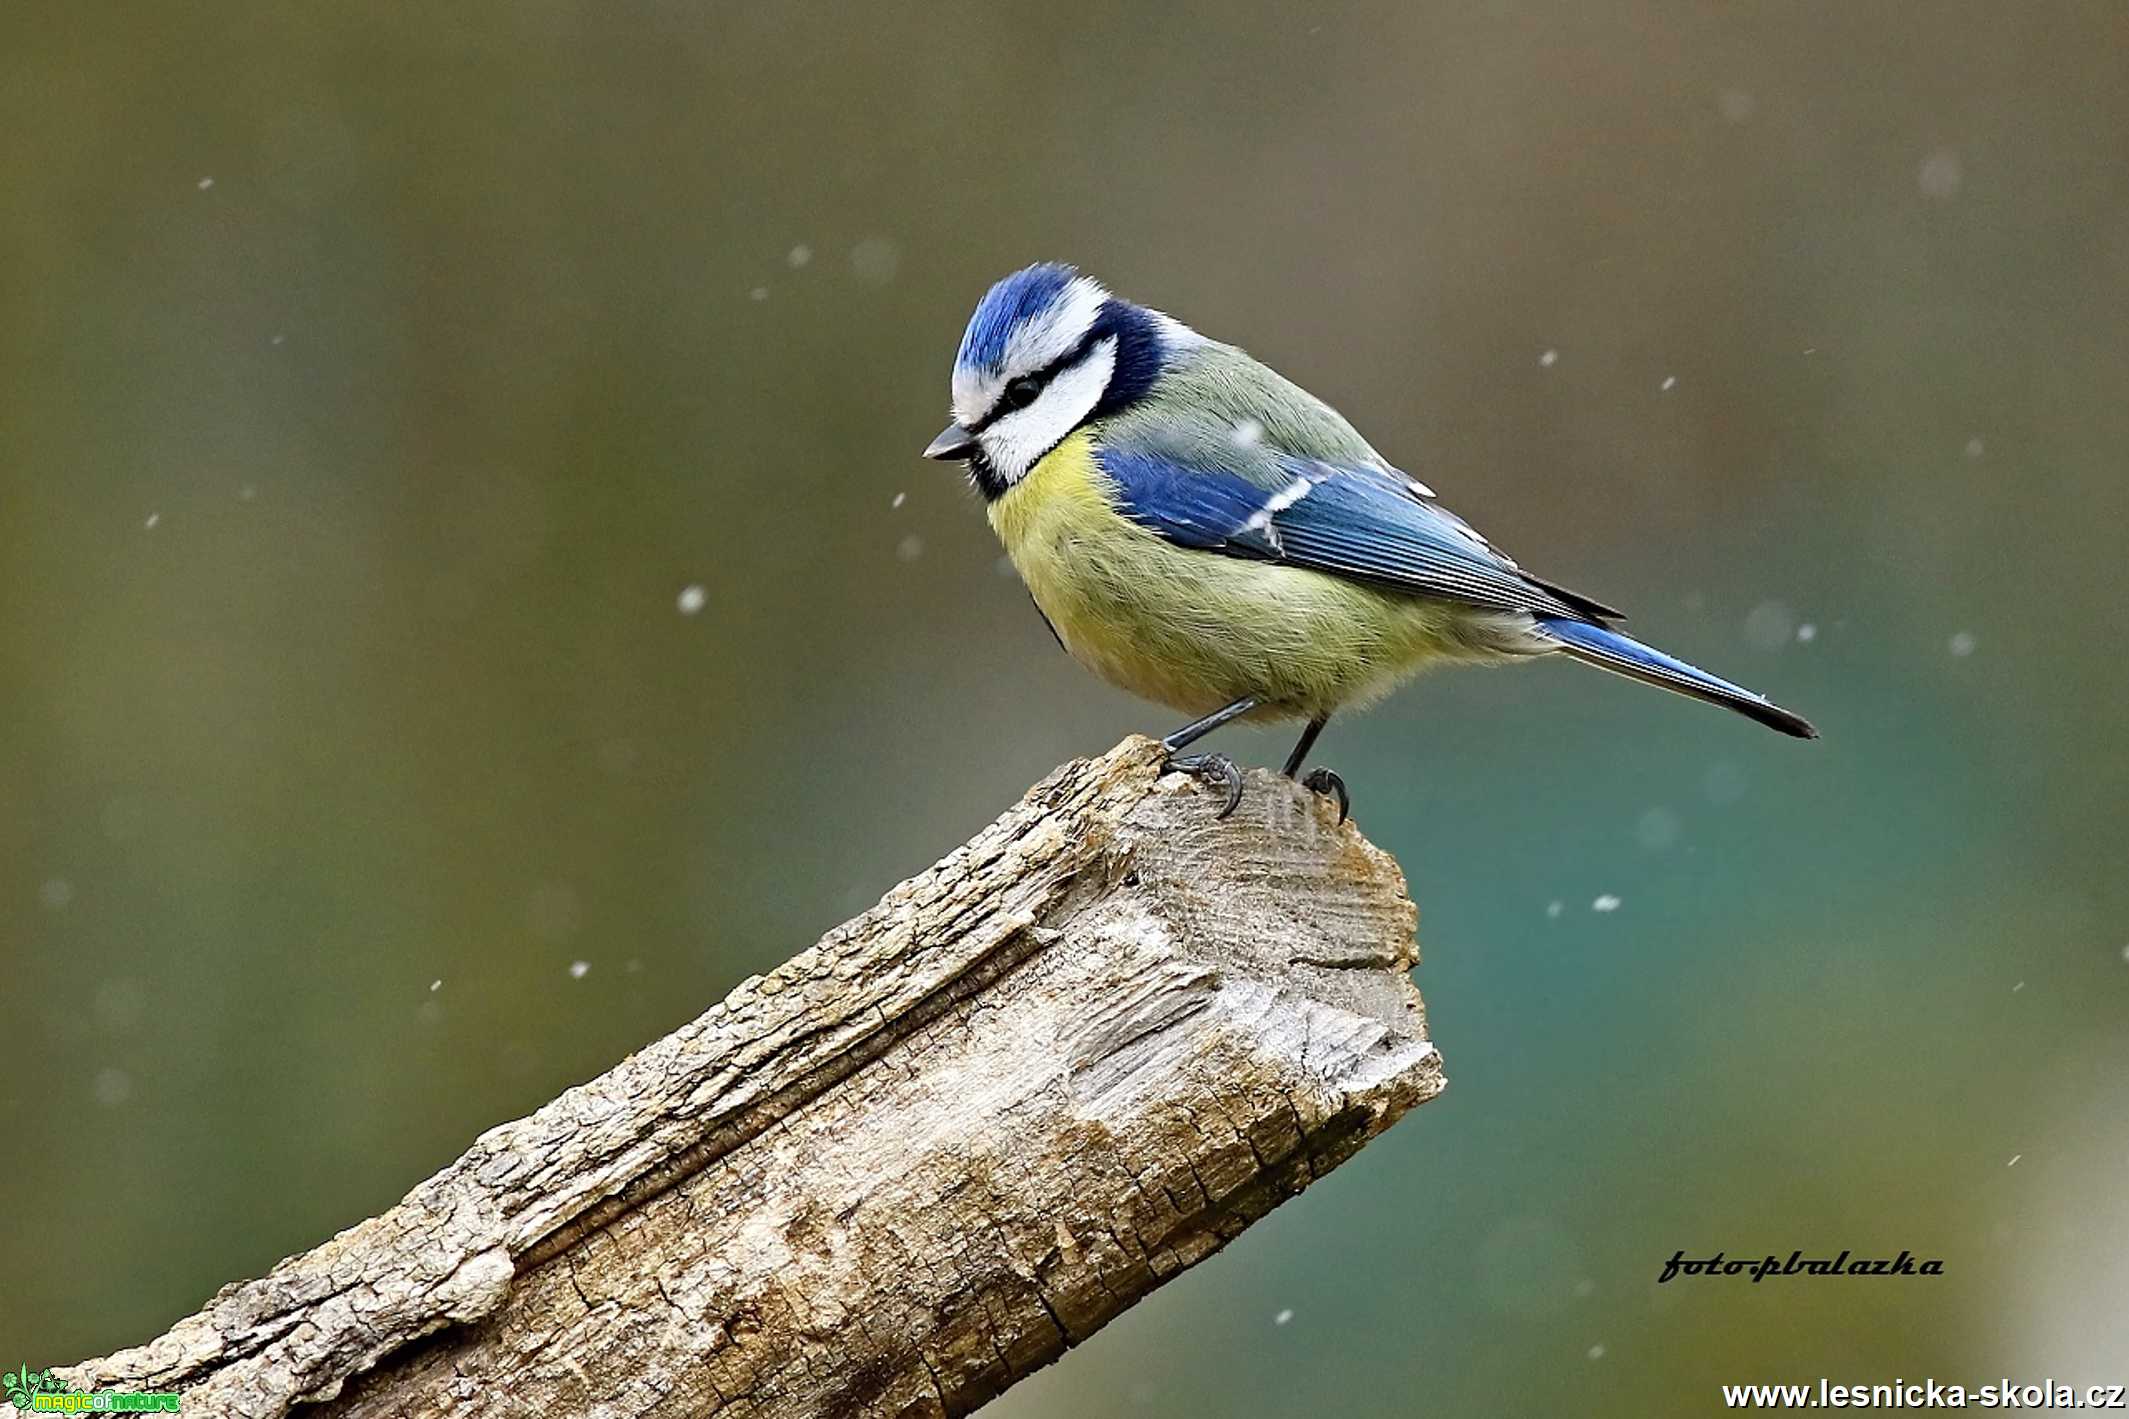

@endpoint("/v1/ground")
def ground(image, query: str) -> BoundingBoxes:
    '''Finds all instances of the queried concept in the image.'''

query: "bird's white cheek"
[981,339,1117,485]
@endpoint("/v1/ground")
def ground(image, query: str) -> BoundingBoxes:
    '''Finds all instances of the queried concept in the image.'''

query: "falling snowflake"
[93,1067,134,1106]
[1703,762,1747,805]
[850,237,900,285]
[1918,148,1963,200]
[1592,895,1622,913]
[1744,600,1798,649]
[1636,807,1679,852]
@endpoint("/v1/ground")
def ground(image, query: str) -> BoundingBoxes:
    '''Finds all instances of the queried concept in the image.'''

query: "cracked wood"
[34,736,1444,1419]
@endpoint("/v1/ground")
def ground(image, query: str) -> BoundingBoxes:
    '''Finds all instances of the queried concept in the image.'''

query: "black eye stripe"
[968,327,1104,434]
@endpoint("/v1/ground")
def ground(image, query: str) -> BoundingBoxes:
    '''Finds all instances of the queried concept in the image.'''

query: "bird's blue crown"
[955,262,1081,374]
[946,263,1172,432]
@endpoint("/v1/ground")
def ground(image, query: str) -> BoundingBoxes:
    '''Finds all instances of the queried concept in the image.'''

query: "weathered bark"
[36,737,1443,1419]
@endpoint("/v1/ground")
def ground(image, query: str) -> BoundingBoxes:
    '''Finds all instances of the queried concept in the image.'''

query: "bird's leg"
[1162,697,1260,754]
[1159,697,1258,819]
[1281,716,1349,824]
[1279,717,1327,777]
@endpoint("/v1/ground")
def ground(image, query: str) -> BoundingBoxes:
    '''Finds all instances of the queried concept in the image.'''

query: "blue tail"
[1536,617,1818,739]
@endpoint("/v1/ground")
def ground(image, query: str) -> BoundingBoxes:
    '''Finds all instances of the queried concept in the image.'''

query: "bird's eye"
[1003,376,1043,411]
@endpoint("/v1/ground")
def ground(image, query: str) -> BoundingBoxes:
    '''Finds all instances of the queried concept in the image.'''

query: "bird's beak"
[922,423,978,461]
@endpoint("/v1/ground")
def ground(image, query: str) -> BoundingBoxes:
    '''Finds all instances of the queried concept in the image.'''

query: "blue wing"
[1097,446,1621,622]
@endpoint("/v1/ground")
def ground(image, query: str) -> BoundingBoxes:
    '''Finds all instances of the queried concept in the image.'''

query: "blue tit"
[923,263,1816,820]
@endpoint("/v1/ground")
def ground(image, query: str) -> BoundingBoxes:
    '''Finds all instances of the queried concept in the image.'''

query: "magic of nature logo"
[2,1364,181,1412]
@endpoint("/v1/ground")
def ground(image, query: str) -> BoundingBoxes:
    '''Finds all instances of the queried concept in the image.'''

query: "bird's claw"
[1301,767,1350,824]
[1166,751,1245,819]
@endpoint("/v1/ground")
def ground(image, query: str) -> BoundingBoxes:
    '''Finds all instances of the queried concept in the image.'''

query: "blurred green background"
[5,0,2126,1410]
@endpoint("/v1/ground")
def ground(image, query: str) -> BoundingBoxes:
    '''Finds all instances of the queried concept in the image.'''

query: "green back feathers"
[1101,341,1385,489]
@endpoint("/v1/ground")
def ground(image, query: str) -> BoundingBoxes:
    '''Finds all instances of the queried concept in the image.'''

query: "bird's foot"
[1164,751,1245,819]
[1300,766,1350,824]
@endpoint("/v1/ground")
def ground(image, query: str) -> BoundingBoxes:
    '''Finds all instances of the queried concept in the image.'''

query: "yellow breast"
[987,429,1477,719]
[987,429,1112,554]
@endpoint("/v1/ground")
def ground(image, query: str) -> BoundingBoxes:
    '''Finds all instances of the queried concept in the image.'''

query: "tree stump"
[30,737,1444,1419]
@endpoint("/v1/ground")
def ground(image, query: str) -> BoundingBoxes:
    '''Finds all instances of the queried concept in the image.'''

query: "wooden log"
[33,737,1443,1419]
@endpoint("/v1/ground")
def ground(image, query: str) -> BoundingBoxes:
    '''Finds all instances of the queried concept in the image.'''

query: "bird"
[922,263,1817,822]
